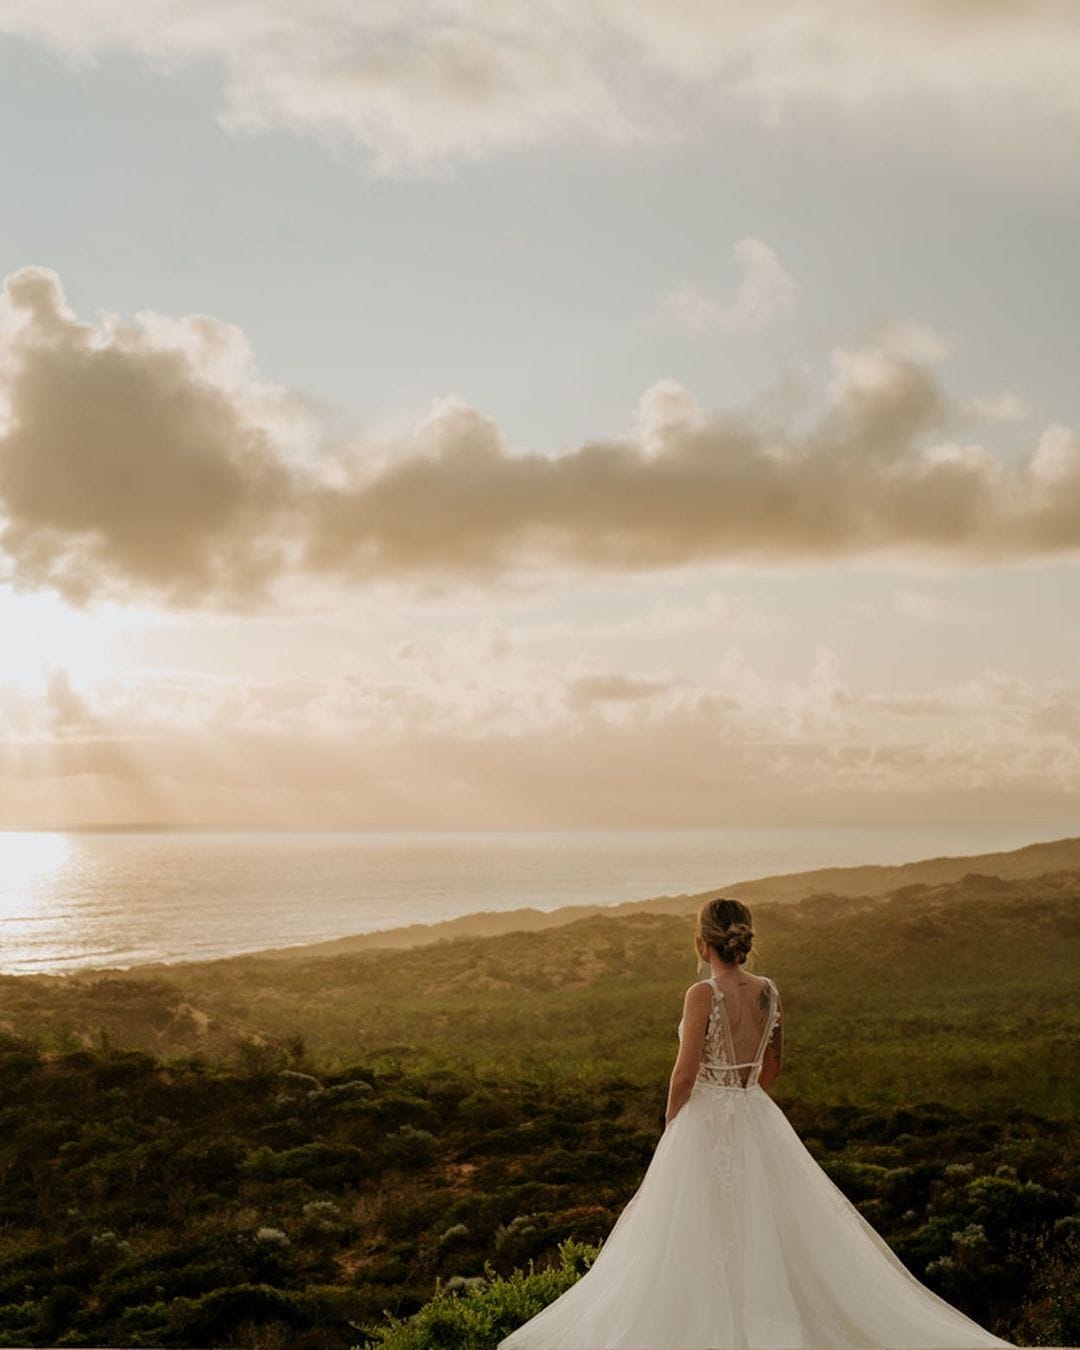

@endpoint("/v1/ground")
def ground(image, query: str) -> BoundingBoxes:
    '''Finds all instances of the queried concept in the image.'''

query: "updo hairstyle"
[696,896,754,966]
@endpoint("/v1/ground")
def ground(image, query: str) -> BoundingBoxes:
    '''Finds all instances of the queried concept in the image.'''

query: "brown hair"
[695,896,754,966]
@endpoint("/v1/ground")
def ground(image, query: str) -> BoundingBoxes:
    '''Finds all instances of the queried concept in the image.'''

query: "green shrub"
[383,1125,438,1167]
[242,1140,366,1186]
[359,1238,597,1350]
[1012,1228,1080,1345]
[0,1300,37,1334]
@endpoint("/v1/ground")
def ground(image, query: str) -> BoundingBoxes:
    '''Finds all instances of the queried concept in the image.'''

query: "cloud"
[1,2,1079,174]
[301,345,1080,581]
[3,267,1080,609]
[0,267,305,606]
[964,391,1031,424]
[44,668,93,731]
[567,673,675,711]
[634,379,705,454]
[5,647,1078,827]
[663,239,800,335]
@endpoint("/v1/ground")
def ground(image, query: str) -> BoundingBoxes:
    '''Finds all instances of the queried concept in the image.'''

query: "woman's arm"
[758,988,783,1092]
[664,982,712,1127]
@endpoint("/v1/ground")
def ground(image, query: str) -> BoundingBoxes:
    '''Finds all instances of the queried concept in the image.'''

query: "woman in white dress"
[498,897,1012,1350]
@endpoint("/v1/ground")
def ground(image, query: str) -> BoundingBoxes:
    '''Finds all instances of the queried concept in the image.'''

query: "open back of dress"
[689,973,780,1089]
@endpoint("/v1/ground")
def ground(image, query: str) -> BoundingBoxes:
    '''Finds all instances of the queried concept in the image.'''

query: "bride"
[498,897,1012,1349]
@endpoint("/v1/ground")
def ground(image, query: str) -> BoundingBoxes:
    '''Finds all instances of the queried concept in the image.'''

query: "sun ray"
[0,586,127,694]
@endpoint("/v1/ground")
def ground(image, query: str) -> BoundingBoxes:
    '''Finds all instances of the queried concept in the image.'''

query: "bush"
[242,1141,366,1186]
[359,1239,598,1349]
[1012,1228,1080,1346]
[122,1281,365,1346]
[382,1125,438,1168]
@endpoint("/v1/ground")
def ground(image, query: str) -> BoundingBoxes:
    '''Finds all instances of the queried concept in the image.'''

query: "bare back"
[680,970,782,1089]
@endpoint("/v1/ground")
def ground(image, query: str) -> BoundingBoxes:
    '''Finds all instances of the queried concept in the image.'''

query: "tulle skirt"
[498,1082,1012,1349]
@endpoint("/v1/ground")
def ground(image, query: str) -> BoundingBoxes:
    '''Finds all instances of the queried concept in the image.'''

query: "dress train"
[498,975,1010,1350]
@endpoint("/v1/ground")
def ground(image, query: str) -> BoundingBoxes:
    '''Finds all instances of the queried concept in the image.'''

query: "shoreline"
[73,831,1080,975]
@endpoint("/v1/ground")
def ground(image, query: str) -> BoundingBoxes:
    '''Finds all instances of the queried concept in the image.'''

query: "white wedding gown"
[498,974,1011,1350]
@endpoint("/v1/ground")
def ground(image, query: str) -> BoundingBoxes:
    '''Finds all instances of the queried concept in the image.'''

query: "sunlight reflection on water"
[0,830,74,970]
[0,829,71,916]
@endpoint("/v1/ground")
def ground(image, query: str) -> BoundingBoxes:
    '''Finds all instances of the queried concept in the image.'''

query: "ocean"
[0,821,1073,975]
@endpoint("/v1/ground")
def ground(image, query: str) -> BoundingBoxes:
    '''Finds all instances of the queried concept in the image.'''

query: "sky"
[0,1,1079,830]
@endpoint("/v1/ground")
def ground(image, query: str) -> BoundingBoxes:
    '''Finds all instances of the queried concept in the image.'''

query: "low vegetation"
[0,867,1077,1346]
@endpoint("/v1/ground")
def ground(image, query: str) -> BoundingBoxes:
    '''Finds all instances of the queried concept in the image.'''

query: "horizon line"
[1,819,1077,835]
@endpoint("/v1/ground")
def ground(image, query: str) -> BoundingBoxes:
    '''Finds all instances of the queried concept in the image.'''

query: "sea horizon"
[1,819,1076,978]
[6,816,1077,836]
[5,816,1079,834]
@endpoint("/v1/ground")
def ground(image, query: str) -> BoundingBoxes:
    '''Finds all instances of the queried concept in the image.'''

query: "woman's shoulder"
[748,971,779,996]
[682,979,716,1009]
[756,972,783,1004]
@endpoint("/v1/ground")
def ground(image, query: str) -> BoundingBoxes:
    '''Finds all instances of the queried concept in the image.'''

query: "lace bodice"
[678,974,781,1090]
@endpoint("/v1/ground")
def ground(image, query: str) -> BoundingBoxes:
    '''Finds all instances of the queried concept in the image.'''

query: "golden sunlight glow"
[0,829,71,921]
[0,587,125,692]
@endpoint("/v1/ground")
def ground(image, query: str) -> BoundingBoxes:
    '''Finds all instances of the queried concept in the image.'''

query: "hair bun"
[696,898,755,965]
[717,922,753,963]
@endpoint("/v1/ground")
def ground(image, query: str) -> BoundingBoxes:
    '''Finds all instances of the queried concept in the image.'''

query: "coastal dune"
[238,834,1080,963]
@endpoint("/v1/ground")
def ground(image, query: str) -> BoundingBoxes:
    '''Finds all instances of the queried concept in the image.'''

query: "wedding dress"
[498,974,1011,1350]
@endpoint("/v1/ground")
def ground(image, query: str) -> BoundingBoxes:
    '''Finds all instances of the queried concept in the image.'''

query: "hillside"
[4,866,1078,1119]
[0,864,1078,1346]
[221,833,1080,961]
